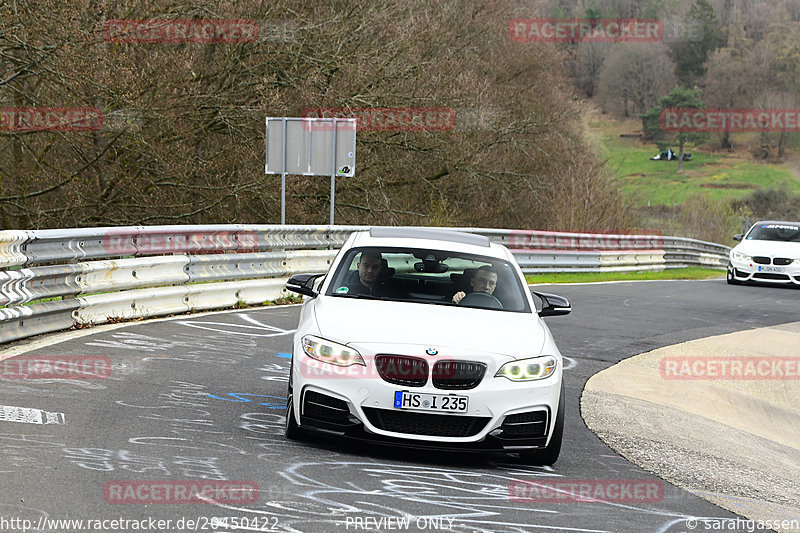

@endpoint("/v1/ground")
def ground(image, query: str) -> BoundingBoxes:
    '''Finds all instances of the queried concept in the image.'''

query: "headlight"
[731,251,751,262]
[794,258,800,265]
[301,335,365,367]
[495,356,557,381]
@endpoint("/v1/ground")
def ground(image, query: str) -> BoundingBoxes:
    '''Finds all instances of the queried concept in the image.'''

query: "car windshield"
[746,223,800,242]
[325,247,531,313]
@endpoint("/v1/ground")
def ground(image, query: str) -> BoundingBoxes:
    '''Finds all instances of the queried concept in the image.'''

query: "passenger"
[452,265,498,304]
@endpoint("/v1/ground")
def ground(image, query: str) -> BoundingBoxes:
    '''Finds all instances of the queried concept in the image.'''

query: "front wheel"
[285,395,305,440]
[519,382,564,466]
[726,268,740,285]
[285,360,305,440]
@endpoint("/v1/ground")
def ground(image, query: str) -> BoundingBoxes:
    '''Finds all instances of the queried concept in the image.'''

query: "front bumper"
[291,361,562,452]
[728,260,800,285]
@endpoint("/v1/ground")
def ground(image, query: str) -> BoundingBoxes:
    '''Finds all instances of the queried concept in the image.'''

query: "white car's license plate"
[760,266,785,273]
[393,391,468,413]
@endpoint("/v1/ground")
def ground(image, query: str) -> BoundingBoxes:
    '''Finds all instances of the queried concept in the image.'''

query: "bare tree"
[0,0,630,232]
[702,48,757,148]
[597,42,677,117]
[572,42,612,98]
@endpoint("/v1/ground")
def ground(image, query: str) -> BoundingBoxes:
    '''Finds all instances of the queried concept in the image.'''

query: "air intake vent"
[501,411,548,438]
[363,407,489,437]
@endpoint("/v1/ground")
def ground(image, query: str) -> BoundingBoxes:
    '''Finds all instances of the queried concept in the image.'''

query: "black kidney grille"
[363,407,489,437]
[752,256,770,264]
[431,361,487,390]
[375,355,429,386]
[773,258,792,266]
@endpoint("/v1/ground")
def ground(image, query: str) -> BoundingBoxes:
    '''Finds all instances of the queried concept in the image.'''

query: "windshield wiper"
[330,293,386,300]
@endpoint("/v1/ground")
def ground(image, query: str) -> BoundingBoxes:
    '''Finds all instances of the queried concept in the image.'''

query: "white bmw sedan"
[727,221,800,286]
[284,227,571,465]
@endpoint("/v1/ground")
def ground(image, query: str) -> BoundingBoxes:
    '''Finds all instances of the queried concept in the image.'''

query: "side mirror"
[286,273,323,298]
[532,291,571,317]
[732,234,743,241]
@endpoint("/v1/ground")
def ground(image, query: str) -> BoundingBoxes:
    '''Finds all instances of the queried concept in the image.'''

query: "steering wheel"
[459,291,503,310]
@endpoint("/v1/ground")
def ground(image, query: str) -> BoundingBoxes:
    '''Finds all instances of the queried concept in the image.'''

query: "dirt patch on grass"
[700,182,758,189]
[681,170,709,178]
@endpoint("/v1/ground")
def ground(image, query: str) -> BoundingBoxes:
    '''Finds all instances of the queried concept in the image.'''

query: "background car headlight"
[731,251,751,262]
[495,356,557,381]
[301,335,365,367]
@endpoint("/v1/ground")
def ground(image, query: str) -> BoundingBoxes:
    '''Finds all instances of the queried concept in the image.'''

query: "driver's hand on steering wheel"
[452,291,466,304]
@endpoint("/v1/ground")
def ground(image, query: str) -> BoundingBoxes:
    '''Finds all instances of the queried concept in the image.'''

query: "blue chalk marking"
[207,393,286,409]
[275,352,292,359]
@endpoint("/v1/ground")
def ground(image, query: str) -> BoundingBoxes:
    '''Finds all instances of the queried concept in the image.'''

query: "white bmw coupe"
[727,221,800,286]
[284,227,571,465]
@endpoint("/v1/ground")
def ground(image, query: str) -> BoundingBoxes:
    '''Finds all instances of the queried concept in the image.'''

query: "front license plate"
[760,266,785,273]
[393,391,468,413]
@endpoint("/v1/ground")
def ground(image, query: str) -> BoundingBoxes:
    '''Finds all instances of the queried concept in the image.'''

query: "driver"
[452,265,498,304]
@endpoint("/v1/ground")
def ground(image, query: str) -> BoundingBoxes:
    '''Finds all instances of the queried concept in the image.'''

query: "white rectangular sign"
[265,118,356,177]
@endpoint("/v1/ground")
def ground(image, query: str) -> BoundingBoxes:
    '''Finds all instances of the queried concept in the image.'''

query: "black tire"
[285,395,305,440]
[284,360,305,440]
[519,382,564,466]
[726,268,740,285]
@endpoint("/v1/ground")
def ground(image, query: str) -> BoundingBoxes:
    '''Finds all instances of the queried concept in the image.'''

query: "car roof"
[752,220,800,226]
[347,227,511,259]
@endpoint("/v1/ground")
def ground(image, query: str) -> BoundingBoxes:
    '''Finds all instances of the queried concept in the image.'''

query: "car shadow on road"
[290,431,539,469]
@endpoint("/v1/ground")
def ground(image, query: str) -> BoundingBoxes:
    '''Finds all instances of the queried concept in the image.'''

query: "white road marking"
[176,316,295,337]
[562,356,577,370]
[0,405,65,425]
[0,304,302,363]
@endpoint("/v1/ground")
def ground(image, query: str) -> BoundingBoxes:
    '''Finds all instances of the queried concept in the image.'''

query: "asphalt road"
[0,279,798,533]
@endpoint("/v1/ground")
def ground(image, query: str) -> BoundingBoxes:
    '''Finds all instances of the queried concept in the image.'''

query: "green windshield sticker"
[336,286,349,294]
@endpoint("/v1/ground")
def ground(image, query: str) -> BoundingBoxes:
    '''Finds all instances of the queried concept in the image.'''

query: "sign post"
[265,117,356,225]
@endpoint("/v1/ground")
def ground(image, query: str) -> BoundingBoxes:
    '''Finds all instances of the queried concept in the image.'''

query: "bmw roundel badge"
[425,347,438,356]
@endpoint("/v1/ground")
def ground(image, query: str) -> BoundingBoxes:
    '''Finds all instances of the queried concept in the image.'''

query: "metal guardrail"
[0,225,729,345]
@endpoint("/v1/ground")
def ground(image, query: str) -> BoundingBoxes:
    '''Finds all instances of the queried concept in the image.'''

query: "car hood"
[312,296,546,360]
[734,240,800,258]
